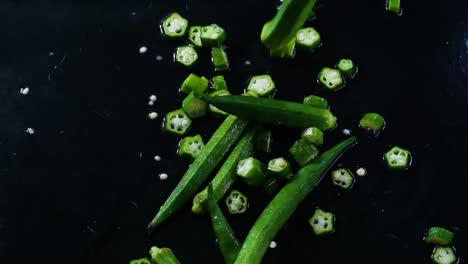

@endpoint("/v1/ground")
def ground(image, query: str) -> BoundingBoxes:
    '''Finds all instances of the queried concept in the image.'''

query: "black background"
[1,0,467,263]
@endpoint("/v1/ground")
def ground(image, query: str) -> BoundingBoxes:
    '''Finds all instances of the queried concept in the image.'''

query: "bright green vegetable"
[161,13,188,39]
[129,258,150,264]
[425,227,455,246]
[198,95,337,131]
[269,37,296,58]
[180,73,209,94]
[212,75,228,90]
[268,157,292,179]
[164,109,192,135]
[175,46,198,67]
[149,246,181,264]
[207,184,241,264]
[242,90,260,98]
[254,129,272,153]
[201,24,226,46]
[237,157,269,187]
[211,46,230,71]
[387,0,401,14]
[247,75,276,97]
[303,95,328,109]
[431,246,457,264]
[182,92,207,118]
[309,208,335,235]
[225,190,248,214]
[359,113,385,132]
[296,27,321,51]
[178,134,205,159]
[301,127,323,145]
[233,137,357,264]
[209,90,232,116]
[337,59,357,78]
[319,67,344,90]
[148,115,249,230]
[331,168,354,190]
[289,139,320,167]
[188,26,203,48]
[384,146,411,170]
[192,127,257,214]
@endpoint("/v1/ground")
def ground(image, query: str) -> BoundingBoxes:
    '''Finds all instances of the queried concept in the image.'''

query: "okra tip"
[191,193,206,214]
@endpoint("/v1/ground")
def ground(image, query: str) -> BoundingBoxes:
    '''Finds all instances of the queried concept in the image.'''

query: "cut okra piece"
[337,59,357,78]
[180,73,209,94]
[318,67,344,90]
[175,46,198,67]
[178,134,205,159]
[242,90,260,97]
[188,26,203,48]
[331,168,354,190]
[424,227,455,246]
[309,208,335,236]
[149,246,182,264]
[303,95,329,109]
[301,127,324,145]
[211,46,230,71]
[269,37,296,58]
[164,109,192,135]
[201,24,226,46]
[263,177,282,195]
[384,146,411,170]
[161,13,188,39]
[360,113,386,132]
[254,129,272,153]
[225,190,248,214]
[247,75,276,97]
[212,75,228,90]
[289,139,320,167]
[236,157,269,187]
[296,27,321,51]
[386,0,401,14]
[209,89,231,116]
[268,157,292,179]
[431,246,457,264]
[129,258,150,264]
[182,92,207,118]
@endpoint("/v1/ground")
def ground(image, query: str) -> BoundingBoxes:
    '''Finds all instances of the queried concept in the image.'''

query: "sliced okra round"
[201,24,226,46]
[296,27,321,51]
[164,109,192,135]
[178,134,205,159]
[225,190,248,214]
[308,208,335,236]
[267,157,292,179]
[331,168,354,190]
[318,67,344,91]
[247,75,276,97]
[359,113,385,133]
[175,46,198,67]
[301,127,324,145]
[161,13,188,39]
[188,26,203,48]
[303,95,329,109]
[431,246,457,264]
[337,59,357,78]
[384,146,411,170]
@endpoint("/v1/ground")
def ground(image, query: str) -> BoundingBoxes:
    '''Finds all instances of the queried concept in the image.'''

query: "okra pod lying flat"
[234,137,357,264]
[424,227,455,246]
[198,95,337,130]
[148,115,249,230]
[149,246,181,264]
[207,184,241,264]
[192,127,257,214]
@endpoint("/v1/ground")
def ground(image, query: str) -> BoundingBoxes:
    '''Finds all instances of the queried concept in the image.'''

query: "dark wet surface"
[0,0,466,263]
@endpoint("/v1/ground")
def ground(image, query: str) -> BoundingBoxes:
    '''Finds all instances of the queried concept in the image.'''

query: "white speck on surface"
[154,155,161,161]
[159,173,168,180]
[156,55,163,61]
[148,101,154,106]
[20,87,30,95]
[148,112,158,120]
[269,241,277,248]
[139,152,143,158]
[356,167,367,176]
[131,12,136,16]
[149,95,157,102]
[48,52,54,56]
[139,46,148,54]
[342,129,351,135]
[25,128,35,134]
[244,60,251,65]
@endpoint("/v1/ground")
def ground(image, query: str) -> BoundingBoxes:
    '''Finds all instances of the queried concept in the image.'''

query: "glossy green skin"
[199,95,337,131]
[209,90,231,116]
[201,24,226,46]
[237,157,269,187]
[234,137,357,264]
[387,0,401,14]
[182,92,207,119]
[148,115,249,230]
[207,184,241,264]
[211,47,230,71]
[301,127,323,145]
[180,74,209,94]
[129,257,150,264]
[425,227,455,246]
[289,139,320,167]
[303,95,328,109]
[149,246,181,264]
[192,127,257,214]
[212,75,228,90]
[267,157,292,179]
[188,26,203,48]
[359,113,385,132]
[269,37,296,58]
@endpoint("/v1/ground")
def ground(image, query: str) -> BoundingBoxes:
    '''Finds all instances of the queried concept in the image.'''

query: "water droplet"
[156,55,163,61]
[139,46,148,54]
[25,128,35,135]
[342,129,351,136]
[269,241,277,248]
[148,112,158,120]
[154,155,161,161]
[149,95,157,101]
[20,87,30,95]
[159,173,168,180]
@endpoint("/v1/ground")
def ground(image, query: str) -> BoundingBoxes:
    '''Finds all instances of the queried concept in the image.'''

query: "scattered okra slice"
[182,92,207,119]
[268,157,292,179]
[337,59,357,78]
[237,157,269,187]
[424,227,455,246]
[211,46,230,71]
[161,12,188,39]
[384,146,411,170]
[180,73,209,94]
[212,75,228,90]
[247,75,276,97]
[301,127,323,145]
[149,246,182,264]
[129,257,151,264]
[318,67,344,90]
[359,113,386,133]
[254,129,272,153]
[387,0,401,14]
[175,46,198,67]
[289,139,320,167]
[209,89,231,116]
[431,246,457,264]
[309,208,335,236]
[225,190,248,214]
[164,109,192,135]
[201,24,226,46]
[178,134,205,159]
[303,95,328,109]
[188,26,203,48]
[331,168,354,190]
[296,27,321,51]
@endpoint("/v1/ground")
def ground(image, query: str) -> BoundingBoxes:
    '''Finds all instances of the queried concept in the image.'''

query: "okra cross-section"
[301,127,323,145]
[289,139,320,167]
[175,46,198,67]
[359,113,385,133]
[182,92,208,119]
[424,227,455,246]
[178,134,205,159]
[431,246,457,264]
[384,146,411,170]
[296,27,321,51]
[247,75,276,97]
[211,46,230,71]
[318,67,344,90]
[161,12,188,39]
[236,157,268,187]
[188,26,203,48]
[268,157,292,179]
[309,208,335,236]
[129,258,150,264]
[225,190,248,214]
[164,109,192,135]
[331,168,354,190]
[180,73,209,94]
[337,59,357,78]
[201,24,226,46]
